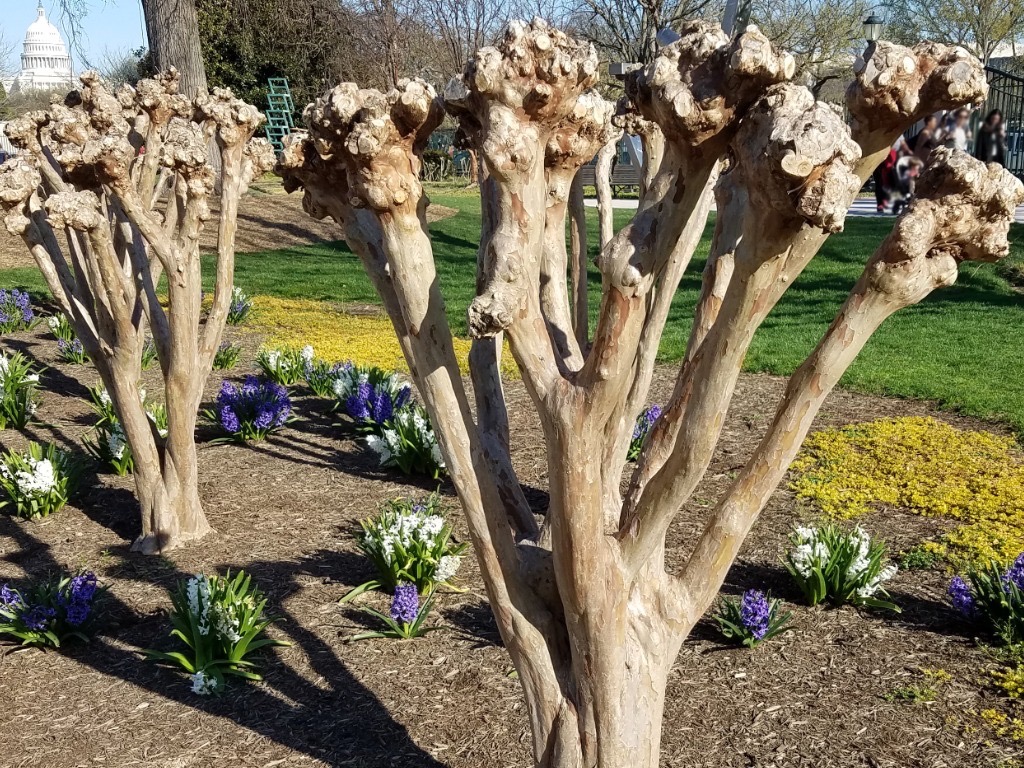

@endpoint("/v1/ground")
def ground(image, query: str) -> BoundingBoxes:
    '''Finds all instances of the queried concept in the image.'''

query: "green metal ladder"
[264,78,295,153]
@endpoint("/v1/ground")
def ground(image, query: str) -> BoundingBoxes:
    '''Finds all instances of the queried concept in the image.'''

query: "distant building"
[1,2,74,95]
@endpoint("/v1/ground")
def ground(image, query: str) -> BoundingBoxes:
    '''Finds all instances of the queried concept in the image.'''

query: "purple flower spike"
[1006,554,1024,592]
[65,600,91,627]
[0,584,21,607]
[390,583,419,625]
[215,376,291,438]
[22,605,56,631]
[739,589,771,640]
[948,576,976,617]
[70,572,98,603]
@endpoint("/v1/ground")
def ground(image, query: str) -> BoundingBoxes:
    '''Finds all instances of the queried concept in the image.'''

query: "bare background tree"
[890,0,1024,64]
[56,0,208,95]
[573,0,718,64]
[279,18,1019,768]
[748,0,868,97]
[141,0,208,95]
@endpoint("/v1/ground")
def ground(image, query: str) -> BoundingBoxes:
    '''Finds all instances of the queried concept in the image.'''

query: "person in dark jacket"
[975,109,1007,166]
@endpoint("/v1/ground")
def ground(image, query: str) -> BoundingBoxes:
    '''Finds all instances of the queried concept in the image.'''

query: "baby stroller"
[888,156,923,215]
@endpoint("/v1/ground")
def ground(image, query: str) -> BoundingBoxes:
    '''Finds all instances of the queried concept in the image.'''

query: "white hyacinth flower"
[107,428,127,459]
[420,514,445,540]
[856,564,898,598]
[366,434,392,464]
[191,670,218,695]
[301,345,314,362]
[14,457,56,496]
[435,555,462,582]
[430,442,445,469]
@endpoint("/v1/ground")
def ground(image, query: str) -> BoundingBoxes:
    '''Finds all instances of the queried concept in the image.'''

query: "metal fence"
[983,66,1024,180]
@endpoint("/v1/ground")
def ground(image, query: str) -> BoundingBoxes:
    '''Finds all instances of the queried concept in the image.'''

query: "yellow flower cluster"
[993,664,1024,699]
[980,708,1024,741]
[790,417,1024,567]
[248,295,517,377]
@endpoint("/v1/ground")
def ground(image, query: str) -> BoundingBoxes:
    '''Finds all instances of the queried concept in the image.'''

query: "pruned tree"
[278,19,1019,766]
[0,70,273,553]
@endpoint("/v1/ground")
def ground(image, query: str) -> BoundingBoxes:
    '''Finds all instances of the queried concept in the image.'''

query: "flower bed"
[791,416,1024,567]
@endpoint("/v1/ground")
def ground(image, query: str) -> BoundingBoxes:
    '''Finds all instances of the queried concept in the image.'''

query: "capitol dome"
[3,2,74,94]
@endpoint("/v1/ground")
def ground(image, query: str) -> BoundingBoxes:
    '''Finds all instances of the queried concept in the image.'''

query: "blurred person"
[943,109,972,151]
[909,114,940,161]
[890,155,924,215]
[975,109,1007,165]
[873,134,912,213]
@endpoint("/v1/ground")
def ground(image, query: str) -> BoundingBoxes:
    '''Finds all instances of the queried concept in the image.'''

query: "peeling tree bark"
[0,70,272,553]
[278,20,1011,768]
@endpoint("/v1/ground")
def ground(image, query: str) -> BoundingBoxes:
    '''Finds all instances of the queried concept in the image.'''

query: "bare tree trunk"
[0,71,272,553]
[594,133,619,251]
[568,170,588,347]
[142,0,208,97]
[278,23,1011,768]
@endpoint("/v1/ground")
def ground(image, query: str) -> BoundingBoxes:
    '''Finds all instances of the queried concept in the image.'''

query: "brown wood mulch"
[0,326,1019,768]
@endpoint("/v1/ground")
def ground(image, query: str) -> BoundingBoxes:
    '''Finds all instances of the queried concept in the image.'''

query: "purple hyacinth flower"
[346,393,371,421]
[22,605,56,631]
[216,376,290,438]
[949,576,976,617]
[632,404,661,441]
[220,405,241,433]
[0,584,21,607]
[70,572,98,603]
[65,600,91,627]
[390,583,419,625]
[253,407,274,430]
[346,380,374,420]
[1005,554,1024,591]
[394,386,411,410]
[739,589,771,640]
[370,389,393,424]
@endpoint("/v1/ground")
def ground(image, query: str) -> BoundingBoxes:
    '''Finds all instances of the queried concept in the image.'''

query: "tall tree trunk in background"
[142,0,208,97]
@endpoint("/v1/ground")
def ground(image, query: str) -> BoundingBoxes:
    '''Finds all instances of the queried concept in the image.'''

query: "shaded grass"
[3,191,1024,430]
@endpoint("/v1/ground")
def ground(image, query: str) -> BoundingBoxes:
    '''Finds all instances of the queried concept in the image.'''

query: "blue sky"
[4,0,147,72]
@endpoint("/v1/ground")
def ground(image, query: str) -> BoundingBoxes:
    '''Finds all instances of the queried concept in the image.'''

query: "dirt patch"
[0,193,460,270]
[0,328,1018,768]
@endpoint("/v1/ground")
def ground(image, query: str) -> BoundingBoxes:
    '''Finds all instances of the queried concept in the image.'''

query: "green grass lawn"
[4,190,1024,431]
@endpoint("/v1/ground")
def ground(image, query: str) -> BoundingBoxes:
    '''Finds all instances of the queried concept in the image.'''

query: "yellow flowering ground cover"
[790,416,1024,567]
[248,295,517,377]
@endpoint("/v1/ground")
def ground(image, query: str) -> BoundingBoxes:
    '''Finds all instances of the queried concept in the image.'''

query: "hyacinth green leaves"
[146,571,289,695]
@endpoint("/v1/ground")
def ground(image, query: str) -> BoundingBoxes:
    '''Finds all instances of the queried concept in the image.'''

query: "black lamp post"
[863,13,885,43]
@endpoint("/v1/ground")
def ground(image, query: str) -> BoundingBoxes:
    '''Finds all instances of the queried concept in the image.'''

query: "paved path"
[585,197,1024,223]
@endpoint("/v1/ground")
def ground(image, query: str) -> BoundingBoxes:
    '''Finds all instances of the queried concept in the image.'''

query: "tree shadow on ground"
[444,600,503,648]
[0,517,447,768]
[2,336,93,402]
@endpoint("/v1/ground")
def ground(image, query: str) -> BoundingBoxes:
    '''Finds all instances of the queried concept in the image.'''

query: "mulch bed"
[0,325,1019,768]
